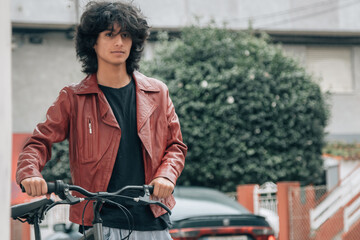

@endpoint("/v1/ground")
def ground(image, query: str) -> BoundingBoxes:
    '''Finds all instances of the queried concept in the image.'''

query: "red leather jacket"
[16,71,187,225]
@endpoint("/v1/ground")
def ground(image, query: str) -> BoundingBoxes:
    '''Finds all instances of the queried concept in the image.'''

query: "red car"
[169,186,276,240]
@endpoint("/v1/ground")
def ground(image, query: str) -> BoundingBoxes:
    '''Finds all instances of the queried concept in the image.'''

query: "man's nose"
[114,34,123,46]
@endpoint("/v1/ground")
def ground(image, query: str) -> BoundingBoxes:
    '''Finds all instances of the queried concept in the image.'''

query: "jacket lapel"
[133,72,160,159]
[98,91,119,129]
[74,74,119,129]
[74,72,161,156]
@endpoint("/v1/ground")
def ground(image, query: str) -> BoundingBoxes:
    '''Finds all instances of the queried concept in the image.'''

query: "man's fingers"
[41,180,48,195]
[158,185,171,198]
[152,183,159,196]
[23,184,31,196]
[34,179,41,196]
[158,187,165,199]
[149,177,175,198]
[20,177,47,197]
[29,183,36,196]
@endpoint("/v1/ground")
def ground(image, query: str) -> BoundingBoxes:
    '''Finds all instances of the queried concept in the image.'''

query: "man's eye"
[122,33,130,38]
[105,32,113,37]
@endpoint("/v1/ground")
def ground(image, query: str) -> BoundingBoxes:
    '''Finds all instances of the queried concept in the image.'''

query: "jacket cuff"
[153,166,178,185]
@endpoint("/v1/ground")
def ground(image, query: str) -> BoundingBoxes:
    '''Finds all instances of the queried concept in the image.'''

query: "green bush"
[141,26,330,191]
[41,140,71,183]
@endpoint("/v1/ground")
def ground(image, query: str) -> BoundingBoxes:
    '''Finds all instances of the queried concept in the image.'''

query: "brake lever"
[134,190,172,215]
[31,199,55,224]
[43,193,82,217]
[59,185,81,205]
[154,201,172,215]
[44,189,81,215]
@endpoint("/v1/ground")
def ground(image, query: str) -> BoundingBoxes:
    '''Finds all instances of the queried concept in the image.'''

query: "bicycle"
[11,180,172,240]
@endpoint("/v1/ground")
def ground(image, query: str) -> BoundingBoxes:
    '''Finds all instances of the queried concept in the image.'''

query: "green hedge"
[141,26,330,191]
[41,140,71,183]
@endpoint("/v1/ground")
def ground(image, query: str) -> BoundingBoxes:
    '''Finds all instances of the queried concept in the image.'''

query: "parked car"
[170,186,276,240]
[45,223,82,240]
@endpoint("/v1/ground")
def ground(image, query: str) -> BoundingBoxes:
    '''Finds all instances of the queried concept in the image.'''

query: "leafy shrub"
[41,140,71,183]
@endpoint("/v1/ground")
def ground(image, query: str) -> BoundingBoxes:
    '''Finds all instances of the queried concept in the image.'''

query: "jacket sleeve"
[153,89,187,185]
[16,88,71,185]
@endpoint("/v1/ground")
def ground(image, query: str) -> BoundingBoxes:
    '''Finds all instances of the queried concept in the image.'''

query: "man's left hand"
[149,177,174,199]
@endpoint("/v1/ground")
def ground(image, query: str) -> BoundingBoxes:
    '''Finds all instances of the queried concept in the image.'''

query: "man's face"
[93,23,132,69]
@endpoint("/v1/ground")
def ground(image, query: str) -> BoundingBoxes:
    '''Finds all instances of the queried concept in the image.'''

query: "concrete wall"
[12,32,84,132]
[0,0,12,238]
[282,44,360,141]
[11,0,360,32]
[11,0,78,26]
[136,0,360,31]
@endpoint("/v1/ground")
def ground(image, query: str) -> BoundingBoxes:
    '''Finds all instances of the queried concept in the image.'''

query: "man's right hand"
[20,177,48,197]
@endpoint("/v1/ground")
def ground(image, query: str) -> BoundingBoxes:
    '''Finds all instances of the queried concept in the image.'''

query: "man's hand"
[149,177,174,199]
[21,177,48,197]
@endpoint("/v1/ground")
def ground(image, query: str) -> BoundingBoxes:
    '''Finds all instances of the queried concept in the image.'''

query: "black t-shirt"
[98,79,169,231]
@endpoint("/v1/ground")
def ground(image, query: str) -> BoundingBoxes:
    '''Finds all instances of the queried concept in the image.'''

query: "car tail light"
[252,227,276,240]
[170,229,200,239]
[170,227,275,240]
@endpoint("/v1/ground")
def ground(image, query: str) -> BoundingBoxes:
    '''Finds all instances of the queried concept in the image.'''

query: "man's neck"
[96,64,131,88]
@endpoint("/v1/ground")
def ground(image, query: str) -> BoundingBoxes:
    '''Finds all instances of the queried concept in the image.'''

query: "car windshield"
[171,186,250,221]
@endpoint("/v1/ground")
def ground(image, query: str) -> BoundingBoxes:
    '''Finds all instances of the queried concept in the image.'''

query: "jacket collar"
[133,71,160,92]
[74,71,160,94]
[72,71,161,155]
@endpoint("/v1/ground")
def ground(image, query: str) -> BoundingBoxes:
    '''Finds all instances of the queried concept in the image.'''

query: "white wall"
[340,160,360,180]
[12,32,84,132]
[11,0,77,26]
[0,0,12,238]
[11,0,360,32]
[282,45,360,140]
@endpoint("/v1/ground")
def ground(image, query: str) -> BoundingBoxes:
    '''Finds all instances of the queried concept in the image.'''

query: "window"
[306,47,353,93]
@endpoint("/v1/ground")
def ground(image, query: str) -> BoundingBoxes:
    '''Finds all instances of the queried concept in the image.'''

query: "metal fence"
[257,182,278,215]
[288,185,360,240]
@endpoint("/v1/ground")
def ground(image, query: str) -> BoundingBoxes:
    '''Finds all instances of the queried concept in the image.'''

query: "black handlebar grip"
[21,185,26,193]
[146,185,154,194]
[47,182,56,194]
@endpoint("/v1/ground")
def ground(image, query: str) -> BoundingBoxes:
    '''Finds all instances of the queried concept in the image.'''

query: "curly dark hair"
[75,1,150,74]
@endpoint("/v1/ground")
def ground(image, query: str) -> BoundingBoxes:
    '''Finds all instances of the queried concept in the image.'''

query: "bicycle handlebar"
[20,180,169,213]
[21,180,154,197]
[15,180,170,240]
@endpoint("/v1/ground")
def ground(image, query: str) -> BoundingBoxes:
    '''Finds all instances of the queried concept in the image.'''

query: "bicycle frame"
[90,201,104,240]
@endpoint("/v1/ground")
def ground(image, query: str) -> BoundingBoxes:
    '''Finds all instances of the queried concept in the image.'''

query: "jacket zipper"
[88,118,93,158]
[88,118,93,134]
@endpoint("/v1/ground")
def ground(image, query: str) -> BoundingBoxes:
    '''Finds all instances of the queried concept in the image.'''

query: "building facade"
[11,0,360,141]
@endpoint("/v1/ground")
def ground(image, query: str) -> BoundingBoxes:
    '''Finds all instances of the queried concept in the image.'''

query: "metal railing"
[310,165,360,231]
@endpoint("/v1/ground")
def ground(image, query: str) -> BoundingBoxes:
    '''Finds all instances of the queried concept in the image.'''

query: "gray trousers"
[102,226,173,240]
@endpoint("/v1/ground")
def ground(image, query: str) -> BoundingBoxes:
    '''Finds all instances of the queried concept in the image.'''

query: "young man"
[16,1,187,239]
